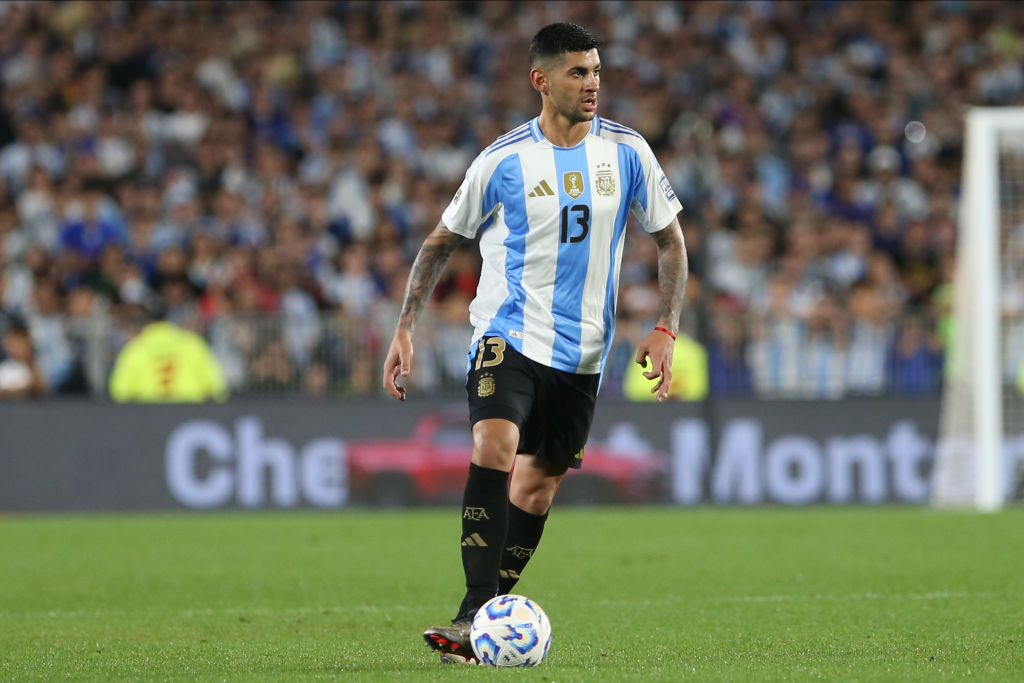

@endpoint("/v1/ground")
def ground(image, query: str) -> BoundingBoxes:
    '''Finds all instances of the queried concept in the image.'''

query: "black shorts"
[466,336,600,469]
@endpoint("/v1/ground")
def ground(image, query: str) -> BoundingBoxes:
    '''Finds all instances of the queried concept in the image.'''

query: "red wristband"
[654,326,676,341]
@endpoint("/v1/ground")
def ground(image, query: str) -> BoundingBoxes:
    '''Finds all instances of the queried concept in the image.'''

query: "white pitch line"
[3,591,1015,621]
[590,590,1011,608]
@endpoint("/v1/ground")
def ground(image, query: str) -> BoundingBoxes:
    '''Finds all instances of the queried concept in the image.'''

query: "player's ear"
[529,68,548,94]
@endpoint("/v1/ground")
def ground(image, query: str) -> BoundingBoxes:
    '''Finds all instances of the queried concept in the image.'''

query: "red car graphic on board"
[347,407,668,506]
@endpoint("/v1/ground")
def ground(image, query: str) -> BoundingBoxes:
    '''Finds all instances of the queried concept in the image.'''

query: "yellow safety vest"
[109,322,228,403]
[623,333,708,402]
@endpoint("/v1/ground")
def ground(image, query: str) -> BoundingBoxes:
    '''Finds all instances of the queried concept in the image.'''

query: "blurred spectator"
[844,281,894,395]
[26,276,73,391]
[707,299,753,396]
[795,291,848,399]
[108,309,227,402]
[889,314,944,394]
[748,274,804,396]
[0,321,45,398]
[59,180,127,265]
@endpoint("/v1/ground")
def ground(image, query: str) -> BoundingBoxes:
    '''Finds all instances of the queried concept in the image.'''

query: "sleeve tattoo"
[398,223,465,332]
[651,222,688,334]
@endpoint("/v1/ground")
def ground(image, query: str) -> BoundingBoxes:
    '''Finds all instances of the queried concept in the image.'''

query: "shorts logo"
[505,545,535,560]
[463,507,490,521]
[478,372,495,397]
[563,171,584,199]
[573,447,585,460]
[595,162,615,196]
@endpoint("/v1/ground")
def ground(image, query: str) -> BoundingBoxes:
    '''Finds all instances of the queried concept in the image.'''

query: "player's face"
[544,49,601,123]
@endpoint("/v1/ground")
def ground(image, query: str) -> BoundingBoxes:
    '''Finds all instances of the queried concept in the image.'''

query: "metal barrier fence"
[28,305,948,401]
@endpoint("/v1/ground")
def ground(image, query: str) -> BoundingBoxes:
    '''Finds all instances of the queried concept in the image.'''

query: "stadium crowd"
[0,0,1020,400]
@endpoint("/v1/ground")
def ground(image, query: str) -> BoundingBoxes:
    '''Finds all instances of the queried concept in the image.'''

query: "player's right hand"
[382,330,413,401]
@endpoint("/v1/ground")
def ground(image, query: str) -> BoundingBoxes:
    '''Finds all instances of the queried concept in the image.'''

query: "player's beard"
[553,96,597,125]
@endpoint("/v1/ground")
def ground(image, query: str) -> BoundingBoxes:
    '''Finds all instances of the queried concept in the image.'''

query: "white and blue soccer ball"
[470,594,552,667]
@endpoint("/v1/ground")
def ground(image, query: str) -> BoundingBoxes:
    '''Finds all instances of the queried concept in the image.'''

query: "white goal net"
[934,108,1024,510]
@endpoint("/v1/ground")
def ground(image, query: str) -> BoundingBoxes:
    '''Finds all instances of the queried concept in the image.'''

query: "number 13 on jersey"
[560,204,590,244]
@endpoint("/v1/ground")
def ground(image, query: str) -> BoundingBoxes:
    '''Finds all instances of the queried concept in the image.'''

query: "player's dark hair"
[529,23,599,67]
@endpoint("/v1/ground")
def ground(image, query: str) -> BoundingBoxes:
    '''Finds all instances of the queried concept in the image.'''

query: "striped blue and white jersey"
[441,116,682,375]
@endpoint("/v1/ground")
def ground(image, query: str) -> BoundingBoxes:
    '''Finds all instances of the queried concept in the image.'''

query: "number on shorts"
[474,337,507,370]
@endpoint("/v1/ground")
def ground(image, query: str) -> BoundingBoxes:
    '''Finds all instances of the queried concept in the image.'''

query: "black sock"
[455,463,509,621]
[498,503,548,595]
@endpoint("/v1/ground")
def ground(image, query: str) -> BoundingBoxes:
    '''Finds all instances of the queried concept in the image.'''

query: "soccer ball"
[470,594,552,667]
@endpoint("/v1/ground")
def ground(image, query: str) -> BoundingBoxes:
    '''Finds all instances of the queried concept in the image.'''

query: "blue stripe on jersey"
[487,154,529,355]
[485,131,532,157]
[600,120,644,140]
[620,142,647,213]
[529,118,542,142]
[551,143,592,371]
[598,143,642,381]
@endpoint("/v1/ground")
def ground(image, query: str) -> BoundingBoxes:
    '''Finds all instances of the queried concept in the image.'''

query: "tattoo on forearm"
[652,223,688,334]
[398,223,464,331]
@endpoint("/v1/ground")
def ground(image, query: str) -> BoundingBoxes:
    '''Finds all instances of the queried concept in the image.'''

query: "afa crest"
[595,162,615,196]
[563,171,584,199]
[478,372,495,397]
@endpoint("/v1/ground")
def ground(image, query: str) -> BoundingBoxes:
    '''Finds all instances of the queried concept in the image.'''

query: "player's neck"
[536,107,591,148]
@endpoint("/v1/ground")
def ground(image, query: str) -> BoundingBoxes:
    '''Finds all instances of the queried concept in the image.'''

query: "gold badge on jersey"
[595,162,615,196]
[563,171,584,199]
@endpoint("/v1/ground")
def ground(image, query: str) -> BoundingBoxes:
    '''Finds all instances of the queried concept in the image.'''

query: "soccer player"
[382,22,688,663]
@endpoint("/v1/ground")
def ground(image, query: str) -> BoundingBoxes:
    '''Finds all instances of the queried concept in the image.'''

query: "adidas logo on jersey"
[527,179,556,197]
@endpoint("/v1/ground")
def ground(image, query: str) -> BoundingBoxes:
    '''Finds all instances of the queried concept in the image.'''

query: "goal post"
[933,107,1024,511]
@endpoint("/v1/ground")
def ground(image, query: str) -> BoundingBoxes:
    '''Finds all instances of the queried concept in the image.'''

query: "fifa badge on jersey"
[563,171,584,199]
[595,162,615,197]
[478,372,495,397]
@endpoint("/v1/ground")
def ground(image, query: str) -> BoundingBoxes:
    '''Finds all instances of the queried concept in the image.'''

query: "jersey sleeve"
[628,139,683,233]
[440,152,501,239]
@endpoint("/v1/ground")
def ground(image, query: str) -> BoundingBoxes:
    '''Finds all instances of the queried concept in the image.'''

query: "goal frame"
[935,107,1024,512]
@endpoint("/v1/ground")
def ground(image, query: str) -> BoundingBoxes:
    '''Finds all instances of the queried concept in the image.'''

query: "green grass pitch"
[1,506,1022,681]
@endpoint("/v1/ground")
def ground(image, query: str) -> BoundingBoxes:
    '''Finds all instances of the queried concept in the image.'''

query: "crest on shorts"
[477,372,495,397]
[595,162,615,197]
[563,171,584,199]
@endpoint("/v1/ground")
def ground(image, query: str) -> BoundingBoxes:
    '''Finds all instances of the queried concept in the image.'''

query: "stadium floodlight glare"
[934,107,1024,512]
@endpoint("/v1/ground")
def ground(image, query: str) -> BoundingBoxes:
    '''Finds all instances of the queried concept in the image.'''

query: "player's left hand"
[634,328,675,402]
[382,330,413,401]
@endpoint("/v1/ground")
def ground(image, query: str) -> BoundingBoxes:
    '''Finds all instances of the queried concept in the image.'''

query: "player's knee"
[471,422,518,471]
[510,478,559,515]
[513,488,555,516]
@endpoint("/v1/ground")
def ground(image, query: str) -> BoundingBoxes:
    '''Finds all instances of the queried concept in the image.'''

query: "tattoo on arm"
[398,223,465,332]
[651,220,688,334]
